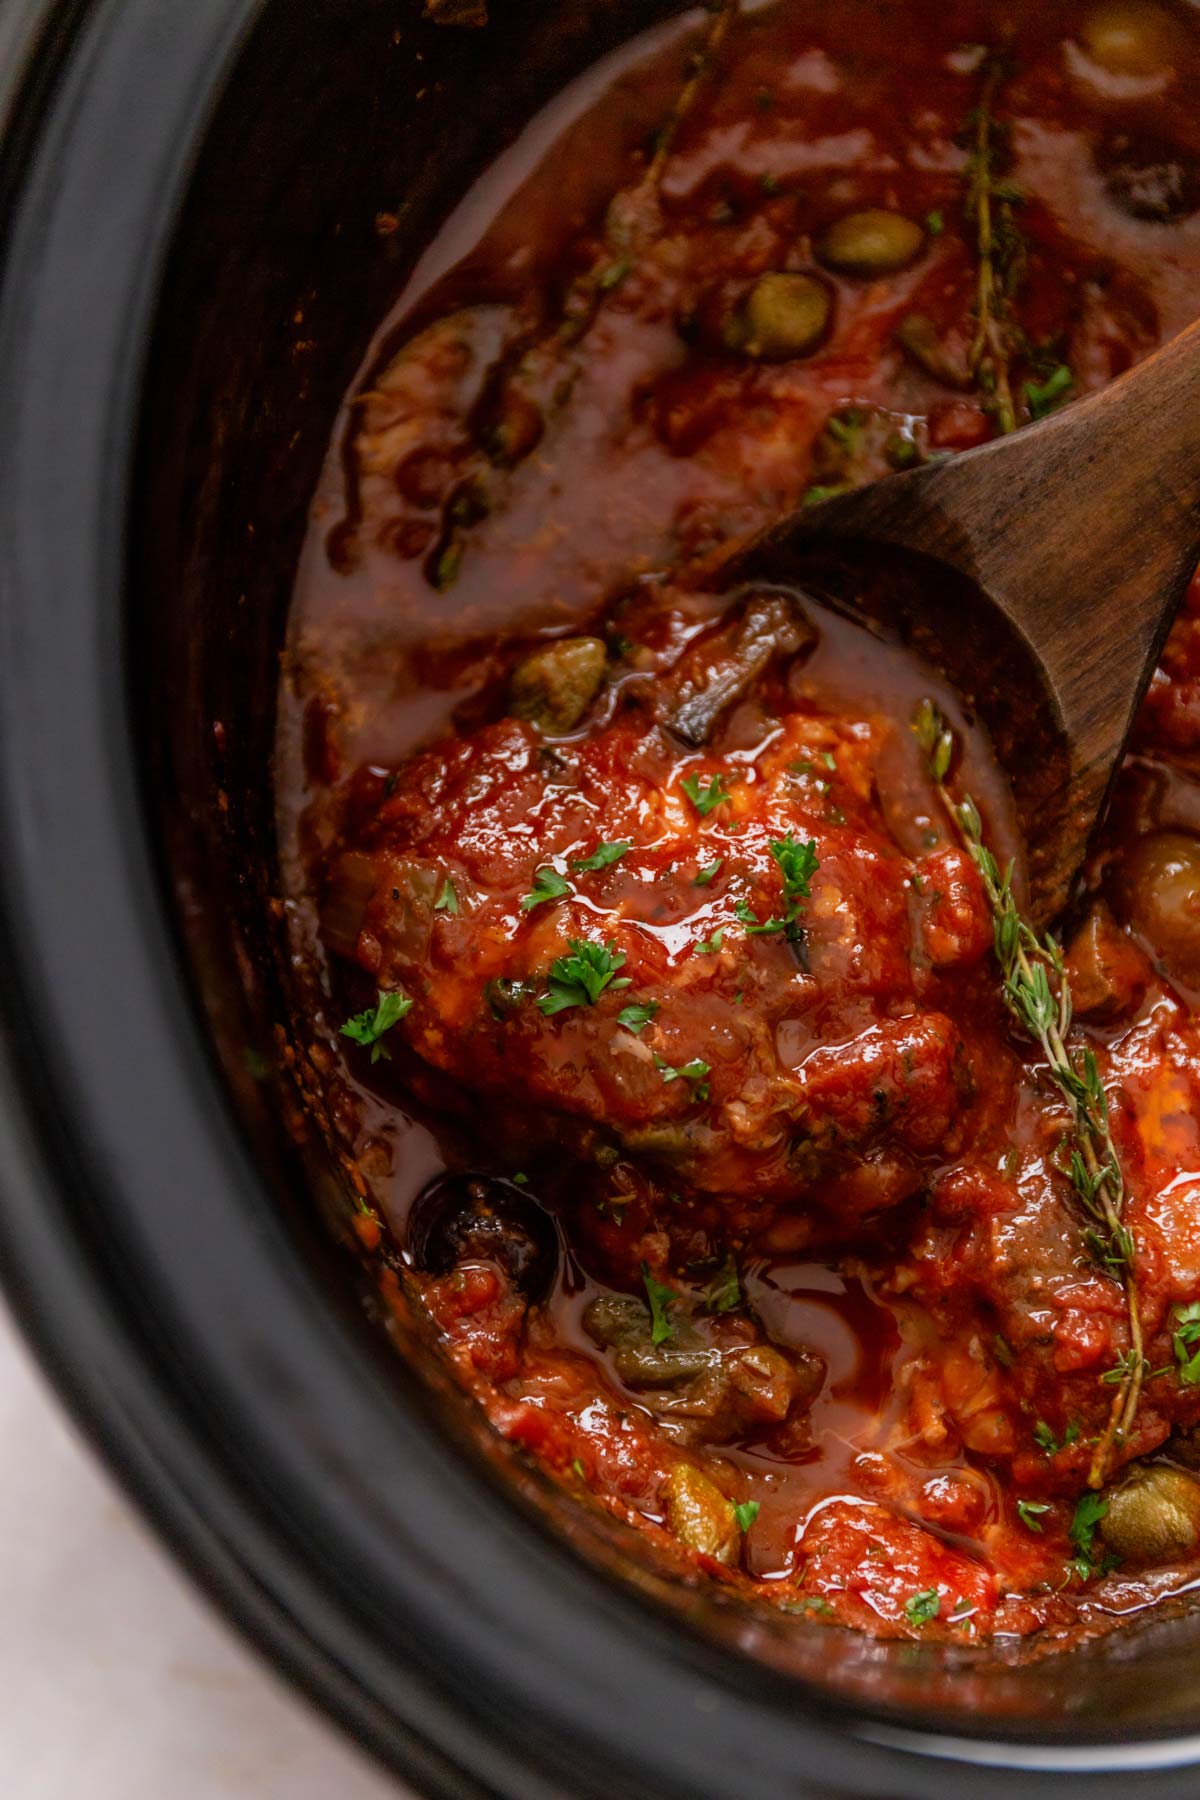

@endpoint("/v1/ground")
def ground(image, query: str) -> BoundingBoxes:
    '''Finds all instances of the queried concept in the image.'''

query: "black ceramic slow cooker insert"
[5,1,1200,1793]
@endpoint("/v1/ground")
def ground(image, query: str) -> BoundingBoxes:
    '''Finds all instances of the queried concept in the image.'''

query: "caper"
[884,431,920,470]
[662,1463,740,1563]
[1113,830,1200,990]
[818,209,925,277]
[1100,1465,1200,1564]
[725,272,832,361]
[1077,1,1183,76]
[509,636,607,735]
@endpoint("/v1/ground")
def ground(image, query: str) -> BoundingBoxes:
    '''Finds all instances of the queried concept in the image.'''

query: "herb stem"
[964,59,1020,435]
[913,701,1142,1486]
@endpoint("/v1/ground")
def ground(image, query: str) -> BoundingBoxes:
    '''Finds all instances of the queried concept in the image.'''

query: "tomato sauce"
[277,0,1200,1647]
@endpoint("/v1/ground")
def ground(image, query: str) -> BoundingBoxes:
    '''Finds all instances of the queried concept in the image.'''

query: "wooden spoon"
[733,317,1200,922]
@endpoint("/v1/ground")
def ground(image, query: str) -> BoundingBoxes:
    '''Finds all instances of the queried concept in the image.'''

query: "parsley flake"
[769,833,819,902]
[695,928,725,955]
[1025,363,1073,420]
[617,1000,658,1035]
[641,1263,679,1346]
[434,877,459,914]
[904,1588,940,1628]
[1174,1301,1200,1384]
[694,859,724,886]
[654,1055,711,1101]
[1069,1491,1108,1563]
[339,990,413,1062]
[538,938,632,1014]
[733,1500,760,1532]
[781,1595,832,1617]
[735,899,787,935]
[572,841,631,874]
[704,1254,741,1314]
[521,866,571,912]
[1016,1499,1051,1533]
[680,771,732,817]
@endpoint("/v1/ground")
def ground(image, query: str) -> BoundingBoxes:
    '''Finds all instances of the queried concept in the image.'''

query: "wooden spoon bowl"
[732,318,1200,922]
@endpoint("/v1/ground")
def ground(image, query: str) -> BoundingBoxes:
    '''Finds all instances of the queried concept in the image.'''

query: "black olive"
[407,1172,560,1301]
[1097,132,1200,223]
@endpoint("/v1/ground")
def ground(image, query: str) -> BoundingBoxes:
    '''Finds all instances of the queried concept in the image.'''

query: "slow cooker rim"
[3,1,1200,1792]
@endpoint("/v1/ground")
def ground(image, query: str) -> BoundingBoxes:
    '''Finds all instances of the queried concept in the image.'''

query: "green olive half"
[819,209,925,277]
[725,272,832,360]
[509,636,607,735]
[1113,829,1200,990]
[1077,2,1183,77]
[1100,1465,1200,1564]
[662,1463,741,1563]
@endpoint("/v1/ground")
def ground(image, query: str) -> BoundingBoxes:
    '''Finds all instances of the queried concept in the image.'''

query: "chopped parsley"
[1069,1491,1108,1564]
[642,1264,679,1346]
[735,898,788,935]
[339,989,413,1062]
[654,1055,711,1101]
[1025,362,1073,420]
[704,1254,742,1314]
[680,771,732,817]
[735,836,820,939]
[572,840,631,874]
[695,928,725,955]
[733,1500,760,1532]
[1174,1302,1200,1384]
[781,1595,832,1616]
[538,938,632,1014]
[571,1457,587,1480]
[925,207,944,234]
[434,877,459,914]
[694,859,724,886]
[1016,1499,1051,1533]
[770,833,819,902]
[521,866,571,912]
[617,1000,659,1035]
[904,1588,940,1628]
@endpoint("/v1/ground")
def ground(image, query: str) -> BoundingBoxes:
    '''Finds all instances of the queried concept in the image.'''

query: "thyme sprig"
[913,699,1142,1487]
[962,57,1025,434]
[427,0,742,587]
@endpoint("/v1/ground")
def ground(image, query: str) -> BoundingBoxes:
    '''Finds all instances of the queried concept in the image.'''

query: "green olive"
[1113,830,1200,989]
[818,209,925,277]
[662,1464,740,1563]
[1100,1465,1200,1564]
[509,636,606,735]
[725,272,832,361]
[1077,2,1183,76]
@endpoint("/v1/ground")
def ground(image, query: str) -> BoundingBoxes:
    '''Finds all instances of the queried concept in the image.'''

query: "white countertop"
[0,1303,415,1800]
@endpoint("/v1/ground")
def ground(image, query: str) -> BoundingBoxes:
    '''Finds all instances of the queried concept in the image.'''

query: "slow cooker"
[4,1,1200,1792]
